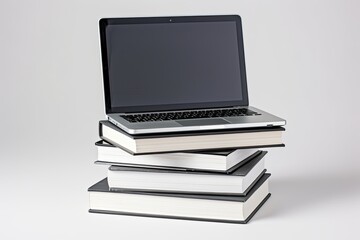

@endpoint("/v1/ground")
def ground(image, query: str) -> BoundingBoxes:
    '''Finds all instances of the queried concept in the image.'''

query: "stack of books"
[88,120,285,223]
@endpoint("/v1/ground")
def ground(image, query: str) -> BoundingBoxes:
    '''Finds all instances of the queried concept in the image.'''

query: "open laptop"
[99,15,286,135]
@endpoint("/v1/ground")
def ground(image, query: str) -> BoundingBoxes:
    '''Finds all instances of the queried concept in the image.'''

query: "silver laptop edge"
[108,106,286,135]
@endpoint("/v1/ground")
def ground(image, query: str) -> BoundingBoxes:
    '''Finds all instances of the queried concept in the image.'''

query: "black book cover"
[108,171,266,196]
[108,150,267,175]
[96,139,238,156]
[88,174,271,224]
[99,120,285,155]
[96,140,265,172]
[89,174,269,202]
[89,194,271,224]
[108,152,267,195]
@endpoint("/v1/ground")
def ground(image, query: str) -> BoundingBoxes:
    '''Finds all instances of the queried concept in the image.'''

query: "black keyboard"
[121,108,261,123]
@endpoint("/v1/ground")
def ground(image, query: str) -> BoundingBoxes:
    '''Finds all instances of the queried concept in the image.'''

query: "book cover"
[88,174,271,224]
[96,140,263,172]
[99,120,285,155]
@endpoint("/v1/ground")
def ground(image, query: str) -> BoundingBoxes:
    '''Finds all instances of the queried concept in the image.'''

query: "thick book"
[88,174,271,224]
[107,151,268,195]
[96,140,260,172]
[99,120,285,154]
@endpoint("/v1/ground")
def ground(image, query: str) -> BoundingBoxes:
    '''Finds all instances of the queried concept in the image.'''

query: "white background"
[1,0,360,239]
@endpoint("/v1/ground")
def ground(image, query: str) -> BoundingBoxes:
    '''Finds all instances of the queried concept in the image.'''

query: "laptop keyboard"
[121,108,261,123]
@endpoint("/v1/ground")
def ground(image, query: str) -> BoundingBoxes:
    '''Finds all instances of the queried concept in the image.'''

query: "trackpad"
[176,119,230,126]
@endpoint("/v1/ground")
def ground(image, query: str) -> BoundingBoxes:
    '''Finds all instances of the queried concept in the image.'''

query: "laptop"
[99,15,286,135]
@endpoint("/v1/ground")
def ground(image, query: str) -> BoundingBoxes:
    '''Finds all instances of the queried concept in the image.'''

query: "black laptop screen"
[102,18,247,113]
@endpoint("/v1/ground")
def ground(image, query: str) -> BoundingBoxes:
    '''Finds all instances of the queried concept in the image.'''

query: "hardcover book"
[99,120,285,154]
[88,174,271,224]
[107,151,268,195]
[96,140,261,172]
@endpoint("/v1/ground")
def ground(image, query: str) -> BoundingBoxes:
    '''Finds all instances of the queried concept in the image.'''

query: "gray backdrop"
[1,0,359,239]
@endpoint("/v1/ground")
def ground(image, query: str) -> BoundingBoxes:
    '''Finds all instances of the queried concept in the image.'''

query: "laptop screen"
[100,16,249,113]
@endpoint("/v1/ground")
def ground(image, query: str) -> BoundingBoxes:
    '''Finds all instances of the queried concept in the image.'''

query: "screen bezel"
[99,15,249,114]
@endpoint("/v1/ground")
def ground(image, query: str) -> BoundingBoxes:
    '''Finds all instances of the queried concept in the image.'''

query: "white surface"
[1,0,360,239]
